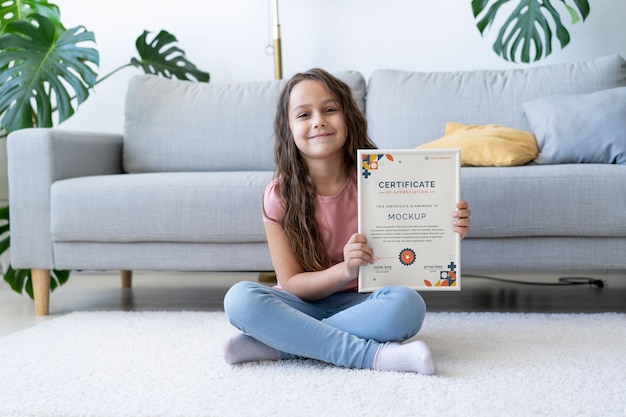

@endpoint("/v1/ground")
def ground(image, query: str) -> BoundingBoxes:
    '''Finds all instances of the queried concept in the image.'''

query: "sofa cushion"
[367,54,626,149]
[417,122,538,166]
[462,164,626,238]
[50,172,274,243]
[123,71,367,173]
[523,86,626,164]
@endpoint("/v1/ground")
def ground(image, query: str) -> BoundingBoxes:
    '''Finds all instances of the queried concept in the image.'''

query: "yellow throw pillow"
[417,122,538,167]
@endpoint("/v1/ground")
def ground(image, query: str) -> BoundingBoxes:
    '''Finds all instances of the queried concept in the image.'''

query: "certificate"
[357,149,461,292]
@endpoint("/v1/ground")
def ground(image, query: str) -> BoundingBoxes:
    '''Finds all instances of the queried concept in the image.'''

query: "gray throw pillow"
[523,86,626,164]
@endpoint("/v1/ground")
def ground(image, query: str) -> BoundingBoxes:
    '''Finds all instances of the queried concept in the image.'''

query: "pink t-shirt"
[263,175,359,291]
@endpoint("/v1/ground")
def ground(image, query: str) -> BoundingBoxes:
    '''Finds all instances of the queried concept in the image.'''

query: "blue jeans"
[223,281,427,369]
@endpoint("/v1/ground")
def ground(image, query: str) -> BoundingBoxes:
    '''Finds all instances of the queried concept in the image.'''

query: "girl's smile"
[309,132,333,139]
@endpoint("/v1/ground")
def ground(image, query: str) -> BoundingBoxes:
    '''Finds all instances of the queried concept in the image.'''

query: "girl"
[223,68,471,374]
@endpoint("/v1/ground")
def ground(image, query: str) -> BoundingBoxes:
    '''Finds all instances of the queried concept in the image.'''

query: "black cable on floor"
[464,274,605,288]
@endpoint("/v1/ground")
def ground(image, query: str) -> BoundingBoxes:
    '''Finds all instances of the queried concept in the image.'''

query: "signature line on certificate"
[374,256,396,261]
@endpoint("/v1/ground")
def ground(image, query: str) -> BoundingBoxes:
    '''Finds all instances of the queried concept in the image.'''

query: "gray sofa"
[8,54,626,315]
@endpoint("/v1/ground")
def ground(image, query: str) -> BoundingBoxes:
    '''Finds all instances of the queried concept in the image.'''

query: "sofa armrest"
[7,128,124,269]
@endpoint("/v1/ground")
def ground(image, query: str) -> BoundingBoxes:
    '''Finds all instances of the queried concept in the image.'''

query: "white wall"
[52,0,626,134]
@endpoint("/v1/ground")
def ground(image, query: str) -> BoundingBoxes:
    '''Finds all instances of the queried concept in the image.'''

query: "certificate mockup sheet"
[357,149,461,292]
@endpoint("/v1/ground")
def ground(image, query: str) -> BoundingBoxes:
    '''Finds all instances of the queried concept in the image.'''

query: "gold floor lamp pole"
[272,0,283,80]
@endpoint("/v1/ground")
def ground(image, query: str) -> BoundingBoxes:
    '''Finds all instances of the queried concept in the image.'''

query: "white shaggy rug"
[0,311,624,417]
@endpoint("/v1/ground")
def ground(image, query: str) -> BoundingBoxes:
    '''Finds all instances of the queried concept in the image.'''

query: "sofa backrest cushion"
[124,71,366,173]
[366,54,626,149]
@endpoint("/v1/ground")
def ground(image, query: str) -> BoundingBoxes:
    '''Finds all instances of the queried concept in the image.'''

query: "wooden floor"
[423,273,626,313]
[1,271,624,338]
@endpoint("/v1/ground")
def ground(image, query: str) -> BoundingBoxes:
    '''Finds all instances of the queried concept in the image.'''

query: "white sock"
[223,333,281,365]
[372,341,436,375]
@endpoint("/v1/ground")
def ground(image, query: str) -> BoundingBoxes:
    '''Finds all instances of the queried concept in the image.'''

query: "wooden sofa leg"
[32,268,51,316]
[121,270,132,288]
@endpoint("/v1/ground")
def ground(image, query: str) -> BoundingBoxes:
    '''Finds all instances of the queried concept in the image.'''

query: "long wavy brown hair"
[267,68,377,272]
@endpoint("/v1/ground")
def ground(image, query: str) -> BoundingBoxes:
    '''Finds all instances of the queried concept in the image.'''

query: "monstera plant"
[0,0,210,297]
[472,0,590,63]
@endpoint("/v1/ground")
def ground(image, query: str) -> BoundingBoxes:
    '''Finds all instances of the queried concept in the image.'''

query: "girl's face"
[287,80,347,164]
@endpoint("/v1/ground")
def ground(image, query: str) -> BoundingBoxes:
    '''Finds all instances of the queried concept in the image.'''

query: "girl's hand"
[343,233,374,278]
[453,201,471,239]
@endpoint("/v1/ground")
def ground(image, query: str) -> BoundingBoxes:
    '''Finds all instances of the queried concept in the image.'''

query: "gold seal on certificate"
[357,149,461,292]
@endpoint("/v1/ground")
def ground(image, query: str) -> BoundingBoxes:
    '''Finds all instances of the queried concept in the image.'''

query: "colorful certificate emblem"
[357,149,461,292]
[399,248,416,266]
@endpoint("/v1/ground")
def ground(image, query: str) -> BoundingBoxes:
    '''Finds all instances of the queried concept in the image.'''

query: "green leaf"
[3,266,71,299]
[472,0,590,63]
[472,0,508,35]
[471,0,491,18]
[3,265,28,295]
[50,271,58,292]
[0,0,63,35]
[24,274,33,298]
[0,233,9,255]
[130,30,210,82]
[54,269,70,286]
[561,0,589,24]
[0,206,9,256]
[0,13,99,134]
[565,0,590,22]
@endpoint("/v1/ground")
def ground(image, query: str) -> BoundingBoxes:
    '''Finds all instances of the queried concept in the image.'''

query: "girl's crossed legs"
[223,281,435,373]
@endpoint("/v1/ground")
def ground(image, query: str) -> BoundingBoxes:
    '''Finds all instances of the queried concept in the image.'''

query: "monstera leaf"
[0,13,99,133]
[3,265,70,299]
[0,0,63,35]
[472,0,590,63]
[0,3,209,299]
[130,30,210,82]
